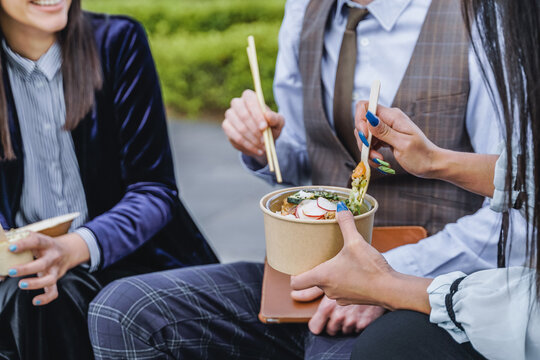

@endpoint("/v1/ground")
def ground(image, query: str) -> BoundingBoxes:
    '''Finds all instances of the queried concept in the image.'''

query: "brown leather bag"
[258,226,427,323]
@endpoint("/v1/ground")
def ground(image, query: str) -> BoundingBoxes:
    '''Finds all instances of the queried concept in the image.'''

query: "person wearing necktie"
[88,1,523,359]
[218,0,524,350]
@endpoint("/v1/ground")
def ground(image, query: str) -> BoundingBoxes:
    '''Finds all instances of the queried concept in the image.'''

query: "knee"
[89,277,143,328]
[88,275,176,340]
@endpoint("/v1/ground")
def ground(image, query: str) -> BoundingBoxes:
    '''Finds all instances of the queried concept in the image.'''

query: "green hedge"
[83,0,286,117]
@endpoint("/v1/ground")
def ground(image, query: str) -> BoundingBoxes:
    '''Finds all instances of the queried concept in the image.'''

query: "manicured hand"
[354,101,441,178]
[222,89,285,163]
[291,205,395,307]
[7,232,90,306]
[291,204,433,314]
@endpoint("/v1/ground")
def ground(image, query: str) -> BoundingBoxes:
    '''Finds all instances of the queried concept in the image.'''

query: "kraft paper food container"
[0,230,34,276]
[0,213,80,276]
[17,212,80,237]
[260,186,378,275]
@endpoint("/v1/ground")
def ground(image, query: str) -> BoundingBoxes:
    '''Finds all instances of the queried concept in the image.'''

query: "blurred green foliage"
[83,0,286,118]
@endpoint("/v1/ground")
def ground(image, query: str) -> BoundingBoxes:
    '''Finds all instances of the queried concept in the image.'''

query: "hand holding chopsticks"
[246,36,282,183]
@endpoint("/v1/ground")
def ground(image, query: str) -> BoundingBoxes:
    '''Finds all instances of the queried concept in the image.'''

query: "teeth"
[31,0,61,5]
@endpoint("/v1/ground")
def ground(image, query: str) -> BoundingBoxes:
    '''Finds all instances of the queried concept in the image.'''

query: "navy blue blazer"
[0,13,218,270]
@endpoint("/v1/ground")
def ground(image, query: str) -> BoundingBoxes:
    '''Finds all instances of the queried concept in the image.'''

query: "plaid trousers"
[88,262,357,360]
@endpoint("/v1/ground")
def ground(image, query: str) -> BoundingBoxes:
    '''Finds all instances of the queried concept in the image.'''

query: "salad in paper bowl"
[260,186,377,275]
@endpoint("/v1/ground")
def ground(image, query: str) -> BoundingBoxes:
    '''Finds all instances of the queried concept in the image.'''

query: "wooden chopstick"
[246,45,273,172]
[246,36,282,183]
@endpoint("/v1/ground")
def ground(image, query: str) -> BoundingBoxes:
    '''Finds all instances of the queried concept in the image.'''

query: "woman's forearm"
[430,149,498,198]
[377,272,433,314]
[56,233,91,269]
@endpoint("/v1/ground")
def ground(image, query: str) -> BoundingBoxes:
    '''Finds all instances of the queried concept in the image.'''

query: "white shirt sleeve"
[428,267,540,360]
[240,0,312,186]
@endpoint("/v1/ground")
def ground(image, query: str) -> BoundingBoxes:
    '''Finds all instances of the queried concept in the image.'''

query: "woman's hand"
[354,101,441,178]
[355,101,499,197]
[291,205,396,307]
[291,204,432,313]
[7,232,90,306]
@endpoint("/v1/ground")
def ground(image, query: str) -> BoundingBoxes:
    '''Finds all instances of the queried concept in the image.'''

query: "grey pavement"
[167,119,282,263]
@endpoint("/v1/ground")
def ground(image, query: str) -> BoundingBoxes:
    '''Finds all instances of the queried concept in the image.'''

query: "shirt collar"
[2,40,62,81]
[336,0,412,32]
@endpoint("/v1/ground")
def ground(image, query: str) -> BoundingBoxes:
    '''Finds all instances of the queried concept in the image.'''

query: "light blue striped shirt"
[3,41,101,272]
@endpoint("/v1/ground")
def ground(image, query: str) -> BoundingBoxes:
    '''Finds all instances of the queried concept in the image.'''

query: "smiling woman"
[0,0,217,359]
[0,0,101,160]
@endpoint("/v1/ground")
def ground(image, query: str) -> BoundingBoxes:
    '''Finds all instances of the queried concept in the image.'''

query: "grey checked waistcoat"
[299,0,484,235]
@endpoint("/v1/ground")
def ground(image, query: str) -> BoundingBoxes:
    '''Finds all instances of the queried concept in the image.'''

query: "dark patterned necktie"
[333,7,369,162]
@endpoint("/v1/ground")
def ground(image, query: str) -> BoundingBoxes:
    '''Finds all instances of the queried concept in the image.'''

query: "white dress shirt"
[243,0,527,276]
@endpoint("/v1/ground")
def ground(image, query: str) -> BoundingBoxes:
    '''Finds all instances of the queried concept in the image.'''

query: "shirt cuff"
[240,153,278,185]
[427,271,469,344]
[74,227,101,273]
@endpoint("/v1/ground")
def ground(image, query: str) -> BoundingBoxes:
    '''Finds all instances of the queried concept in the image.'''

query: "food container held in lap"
[260,186,378,275]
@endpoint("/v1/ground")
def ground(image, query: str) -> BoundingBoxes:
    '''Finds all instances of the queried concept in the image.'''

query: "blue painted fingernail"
[372,158,381,165]
[337,201,348,212]
[20,282,28,289]
[358,131,369,147]
[377,168,388,175]
[9,244,17,252]
[8,269,17,276]
[366,111,379,127]
[378,166,396,175]
[35,300,41,306]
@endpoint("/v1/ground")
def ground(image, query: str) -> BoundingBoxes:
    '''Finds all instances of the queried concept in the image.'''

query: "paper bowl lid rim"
[259,186,378,224]
[16,212,80,233]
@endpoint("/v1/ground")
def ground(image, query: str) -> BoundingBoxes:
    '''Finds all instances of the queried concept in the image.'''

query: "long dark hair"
[0,0,102,160]
[462,0,540,295]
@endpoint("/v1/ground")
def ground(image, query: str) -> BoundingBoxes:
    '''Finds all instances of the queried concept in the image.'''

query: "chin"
[26,0,71,33]
[33,15,69,33]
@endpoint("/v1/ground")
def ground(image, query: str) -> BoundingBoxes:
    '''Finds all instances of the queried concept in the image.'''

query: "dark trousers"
[88,262,486,360]
[89,262,358,360]
[351,310,486,359]
[0,263,158,360]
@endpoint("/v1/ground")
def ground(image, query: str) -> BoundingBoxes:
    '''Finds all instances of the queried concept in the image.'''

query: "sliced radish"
[297,207,311,220]
[295,202,311,219]
[317,197,337,211]
[302,200,327,218]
